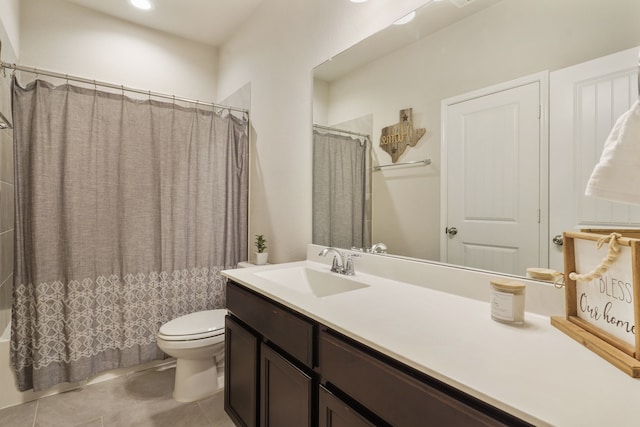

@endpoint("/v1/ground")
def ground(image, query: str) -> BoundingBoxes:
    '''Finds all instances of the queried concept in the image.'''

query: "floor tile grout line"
[196,400,215,426]
[31,399,38,427]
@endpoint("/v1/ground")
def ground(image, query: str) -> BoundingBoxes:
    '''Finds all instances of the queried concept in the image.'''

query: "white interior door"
[442,77,544,275]
[549,47,640,271]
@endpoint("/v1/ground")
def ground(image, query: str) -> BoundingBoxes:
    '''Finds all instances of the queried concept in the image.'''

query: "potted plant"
[254,234,268,265]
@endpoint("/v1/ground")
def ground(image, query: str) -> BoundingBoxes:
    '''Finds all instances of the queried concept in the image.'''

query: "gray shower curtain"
[10,78,248,391]
[312,130,369,250]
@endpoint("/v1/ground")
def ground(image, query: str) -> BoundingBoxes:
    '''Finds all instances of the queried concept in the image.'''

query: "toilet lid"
[159,309,226,340]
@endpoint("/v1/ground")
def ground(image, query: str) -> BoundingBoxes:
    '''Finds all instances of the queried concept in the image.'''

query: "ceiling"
[314,0,500,82]
[63,0,263,47]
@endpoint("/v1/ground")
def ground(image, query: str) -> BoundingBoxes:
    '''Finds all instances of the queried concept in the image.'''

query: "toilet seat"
[158,309,226,341]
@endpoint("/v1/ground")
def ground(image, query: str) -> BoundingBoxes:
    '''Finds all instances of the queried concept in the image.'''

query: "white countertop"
[223,248,640,427]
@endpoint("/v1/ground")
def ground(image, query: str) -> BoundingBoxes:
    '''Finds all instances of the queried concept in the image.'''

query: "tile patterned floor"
[0,366,235,427]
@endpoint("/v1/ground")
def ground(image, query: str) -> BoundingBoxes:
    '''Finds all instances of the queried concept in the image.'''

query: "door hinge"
[538,105,541,119]
[537,209,541,223]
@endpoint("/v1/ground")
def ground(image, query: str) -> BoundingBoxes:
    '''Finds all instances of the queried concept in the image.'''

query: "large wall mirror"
[312,0,640,277]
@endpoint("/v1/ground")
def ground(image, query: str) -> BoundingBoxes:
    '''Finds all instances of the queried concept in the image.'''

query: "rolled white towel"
[586,100,640,204]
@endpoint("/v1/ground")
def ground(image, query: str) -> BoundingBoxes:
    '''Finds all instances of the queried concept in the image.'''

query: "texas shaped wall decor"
[379,108,426,163]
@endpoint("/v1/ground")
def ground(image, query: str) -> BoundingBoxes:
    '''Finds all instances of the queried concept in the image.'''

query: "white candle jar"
[490,279,526,325]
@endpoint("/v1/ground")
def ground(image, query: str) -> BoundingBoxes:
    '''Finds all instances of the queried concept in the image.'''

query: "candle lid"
[490,279,526,291]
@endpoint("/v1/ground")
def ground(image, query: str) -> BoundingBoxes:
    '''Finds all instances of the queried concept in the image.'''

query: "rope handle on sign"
[552,271,566,289]
[568,232,622,282]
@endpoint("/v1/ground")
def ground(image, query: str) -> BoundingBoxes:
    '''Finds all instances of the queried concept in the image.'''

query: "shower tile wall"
[0,70,14,334]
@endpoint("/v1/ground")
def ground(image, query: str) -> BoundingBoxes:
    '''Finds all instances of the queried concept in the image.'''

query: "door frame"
[440,71,550,269]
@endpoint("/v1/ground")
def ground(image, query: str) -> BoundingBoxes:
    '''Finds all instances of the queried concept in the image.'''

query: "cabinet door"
[318,386,376,427]
[225,316,259,427]
[261,342,313,427]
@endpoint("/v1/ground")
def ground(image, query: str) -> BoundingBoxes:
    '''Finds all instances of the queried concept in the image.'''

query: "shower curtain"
[312,130,369,250]
[10,78,248,391]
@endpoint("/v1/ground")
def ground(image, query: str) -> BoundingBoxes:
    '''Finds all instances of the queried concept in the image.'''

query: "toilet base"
[173,357,221,402]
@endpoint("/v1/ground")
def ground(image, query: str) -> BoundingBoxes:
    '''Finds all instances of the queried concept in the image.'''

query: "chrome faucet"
[319,248,359,275]
[370,242,388,254]
[319,247,344,273]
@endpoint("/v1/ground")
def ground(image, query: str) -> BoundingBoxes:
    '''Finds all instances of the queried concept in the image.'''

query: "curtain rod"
[313,124,370,139]
[1,62,249,115]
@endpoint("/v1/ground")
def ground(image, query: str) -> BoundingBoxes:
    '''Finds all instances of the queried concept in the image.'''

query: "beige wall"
[19,0,218,101]
[0,0,19,58]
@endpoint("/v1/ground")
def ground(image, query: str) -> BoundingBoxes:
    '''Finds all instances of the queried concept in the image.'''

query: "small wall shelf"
[373,158,431,171]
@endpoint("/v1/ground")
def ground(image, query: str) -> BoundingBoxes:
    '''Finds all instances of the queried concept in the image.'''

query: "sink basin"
[255,267,369,297]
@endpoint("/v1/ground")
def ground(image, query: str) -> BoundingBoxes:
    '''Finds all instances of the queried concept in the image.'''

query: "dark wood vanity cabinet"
[225,280,530,427]
[225,281,316,427]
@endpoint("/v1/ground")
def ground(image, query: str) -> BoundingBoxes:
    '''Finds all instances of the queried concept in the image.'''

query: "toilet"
[156,309,227,402]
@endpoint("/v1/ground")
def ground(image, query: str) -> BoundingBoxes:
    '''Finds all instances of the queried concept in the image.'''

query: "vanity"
[222,245,640,426]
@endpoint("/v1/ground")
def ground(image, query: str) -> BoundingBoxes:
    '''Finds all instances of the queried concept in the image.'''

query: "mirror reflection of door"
[549,46,640,271]
[442,75,546,275]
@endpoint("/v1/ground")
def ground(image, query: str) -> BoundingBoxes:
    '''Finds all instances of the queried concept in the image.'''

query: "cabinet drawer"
[227,281,315,367]
[319,386,377,427]
[320,330,522,427]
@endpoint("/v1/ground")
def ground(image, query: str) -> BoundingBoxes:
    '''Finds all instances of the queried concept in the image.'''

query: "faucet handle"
[344,255,355,276]
[331,256,342,273]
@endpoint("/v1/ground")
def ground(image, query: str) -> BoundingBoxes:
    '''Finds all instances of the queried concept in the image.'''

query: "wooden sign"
[551,231,640,377]
[380,108,426,163]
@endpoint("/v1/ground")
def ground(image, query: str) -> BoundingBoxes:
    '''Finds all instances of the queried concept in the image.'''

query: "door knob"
[446,227,458,236]
[552,235,563,246]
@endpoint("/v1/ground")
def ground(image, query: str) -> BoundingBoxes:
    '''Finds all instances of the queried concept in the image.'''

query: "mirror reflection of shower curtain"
[313,130,370,249]
[11,78,248,392]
